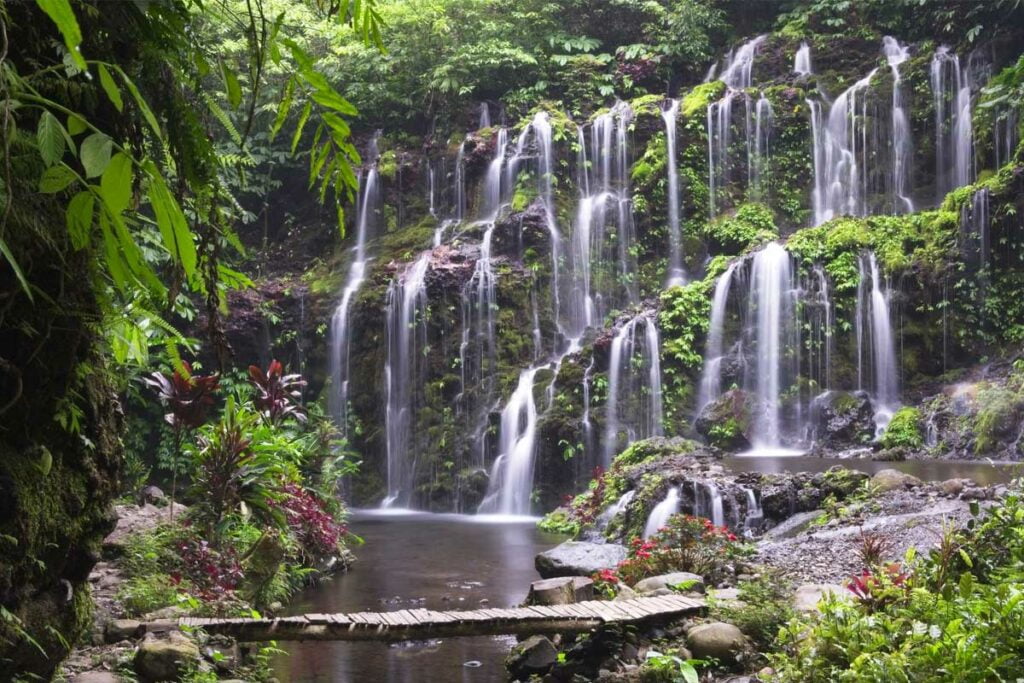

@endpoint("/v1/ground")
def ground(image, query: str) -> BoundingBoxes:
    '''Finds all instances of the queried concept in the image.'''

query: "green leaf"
[270,78,294,143]
[100,152,132,214]
[36,447,52,476]
[80,133,113,178]
[145,163,197,280]
[0,237,32,301]
[311,88,358,116]
[36,111,66,167]
[291,101,312,154]
[38,164,77,193]
[66,114,87,136]
[66,191,94,250]
[97,64,123,112]
[35,0,85,69]
[220,59,243,110]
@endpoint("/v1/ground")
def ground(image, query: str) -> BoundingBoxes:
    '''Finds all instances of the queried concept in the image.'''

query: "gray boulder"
[793,583,850,613]
[695,389,757,450]
[810,391,875,448]
[104,619,143,643]
[133,631,199,682]
[535,541,627,578]
[686,621,747,662]
[632,572,705,595]
[506,634,557,679]
[871,468,922,492]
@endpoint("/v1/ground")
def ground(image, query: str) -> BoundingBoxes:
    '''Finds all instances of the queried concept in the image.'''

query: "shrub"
[598,514,747,587]
[710,571,794,652]
[118,574,181,616]
[880,406,923,450]
[273,483,347,562]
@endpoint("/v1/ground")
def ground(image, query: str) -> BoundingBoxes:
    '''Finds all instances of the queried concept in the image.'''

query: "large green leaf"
[97,64,123,112]
[220,59,243,110]
[291,101,312,154]
[145,163,197,280]
[99,152,132,214]
[38,164,77,193]
[35,0,85,69]
[65,191,94,250]
[270,78,295,143]
[36,111,66,167]
[80,133,113,178]
[0,237,32,301]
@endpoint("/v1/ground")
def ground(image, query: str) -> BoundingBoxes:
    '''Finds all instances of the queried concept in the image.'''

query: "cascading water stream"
[603,313,664,466]
[382,255,431,508]
[883,37,914,214]
[478,102,491,130]
[931,47,976,199]
[644,487,679,538]
[328,137,381,435]
[794,42,812,76]
[856,252,899,435]
[752,92,773,200]
[662,99,685,285]
[697,262,738,410]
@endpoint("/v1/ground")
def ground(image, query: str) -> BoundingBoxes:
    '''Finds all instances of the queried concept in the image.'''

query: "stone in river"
[535,541,627,578]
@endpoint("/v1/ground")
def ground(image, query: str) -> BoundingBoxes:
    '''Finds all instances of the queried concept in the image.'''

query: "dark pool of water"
[274,512,563,682]
[721,455,1020,484]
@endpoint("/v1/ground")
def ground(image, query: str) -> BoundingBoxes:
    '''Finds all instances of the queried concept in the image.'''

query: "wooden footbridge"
[156,595,705,642]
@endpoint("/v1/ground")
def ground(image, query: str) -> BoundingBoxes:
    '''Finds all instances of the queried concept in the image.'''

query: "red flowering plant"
[594,513,749,591]
[171,537,244,605]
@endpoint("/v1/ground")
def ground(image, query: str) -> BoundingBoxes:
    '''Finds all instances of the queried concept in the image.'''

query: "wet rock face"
[506,635,558,679]
[811,390,876,448]
[491,198,552,259]
[695,389,758,450]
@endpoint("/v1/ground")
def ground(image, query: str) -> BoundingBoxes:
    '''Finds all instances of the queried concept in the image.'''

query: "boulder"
[870,468,922,492]
[613,583,638,601]
[535,541,627,578]
[140,485,167,506]
[506,635,557,679]
[104,618,143,643]
[810,391,875,448]
[134,631,200,682]
[632,572,705,595]
[940,478,968,496]
[526,576,594,605]
[793,583,850,613]
[686,621,747,662]
[695,389,757,450]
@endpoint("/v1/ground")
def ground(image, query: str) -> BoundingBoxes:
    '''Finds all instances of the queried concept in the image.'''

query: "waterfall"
[883,37,914,214]
[960,188,991,293]
[707,35,766,217]
[994,106,1019,169]
[453,138,468,221]
[742,487,763,533]
[603,313,664,466]
[794,42,812,76]
[747,243,796,450]
[693,481,725,527]
[481,128,508,220]
[478,367,541,516]
[598,489,635,527]
[697,262,739,410]
[931,47,976,199]
[328,138,381,435]
[478,102,491,130]
[382,255,431,508]
[856,252,899,434]
[809,68,878,225]
[427,162,436,217]
[663,99,685,285]
[644,487,679,538]
[752,92,773,200]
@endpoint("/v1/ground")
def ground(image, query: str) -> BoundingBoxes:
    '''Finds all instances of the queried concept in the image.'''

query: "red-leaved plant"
[171,537,243,604]
[272,483,347,562]
[249,360,307,425]
[145,361,220,519]
[846,563,909,610]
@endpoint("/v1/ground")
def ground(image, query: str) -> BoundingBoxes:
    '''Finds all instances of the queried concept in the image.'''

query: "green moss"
[537,508,580,536]
[378,150,398,180]
[881,407,924,450]
[631,131,667,187]
[974,372,1024,454]
[701,203,778,254]
[628,93,665,119]
[681,81,725,117]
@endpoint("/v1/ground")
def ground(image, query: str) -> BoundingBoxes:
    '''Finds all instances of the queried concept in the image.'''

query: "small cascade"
[809,68,878,225]
[597,489,636,528]
[692,481,725,527]
[453,138,468,221]
[742,487,763,533]
[644,487,680,538]
[883,37,914,214]
[328,137,381,434]
[662,99,685,285]
[994,106,1019,169]
[931,47,976,199]
[697,262,739,410]
[807,265,833,393]
[478,102,491,130]
[478,367,541,516]
[481,127,509,220]
[794,42,812,76]
[707,35,767,217]
[855,252,899,434]
[961,188,991,274]
[603,313,664,466]
[382,255,431,508]
[427,162,436,217]
[746,243,797,450]
[580,357,596,469]
[751,92,774,200]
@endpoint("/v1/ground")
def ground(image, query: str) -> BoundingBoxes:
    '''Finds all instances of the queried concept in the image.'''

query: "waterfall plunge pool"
[274,510,563,682]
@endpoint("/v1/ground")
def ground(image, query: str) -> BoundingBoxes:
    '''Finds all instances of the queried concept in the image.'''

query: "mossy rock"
[695,390,757,450]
